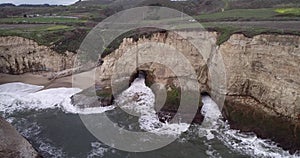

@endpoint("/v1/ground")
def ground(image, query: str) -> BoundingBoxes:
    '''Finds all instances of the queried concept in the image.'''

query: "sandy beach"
[0,73,73,89]
[0,69,97,90]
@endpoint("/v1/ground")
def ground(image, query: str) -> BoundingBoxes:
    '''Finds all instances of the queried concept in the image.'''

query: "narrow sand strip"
[0,73,72,89]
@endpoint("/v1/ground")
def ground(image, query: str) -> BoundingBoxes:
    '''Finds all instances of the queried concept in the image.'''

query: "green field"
[0,5,299,53]
[0,25,73,45]
[196,8,277,21]
[0,24,89,53]
[275,8,300,16]
[0,17,87,24]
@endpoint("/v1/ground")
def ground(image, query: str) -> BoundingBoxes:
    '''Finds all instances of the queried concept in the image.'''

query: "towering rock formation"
[1,31,299,152]
[93,31,300,151]
[0,36,75,74]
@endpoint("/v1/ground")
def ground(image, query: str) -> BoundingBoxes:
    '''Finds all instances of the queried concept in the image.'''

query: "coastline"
[0,73,73,89]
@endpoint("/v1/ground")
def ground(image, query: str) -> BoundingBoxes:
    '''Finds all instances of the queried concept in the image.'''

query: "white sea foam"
[1,82,299,157]
[200,96,300,158]
[115,78,189,136]
[218,125,300,158]
[203,140,222,158]
[199,96,222,140]
[87,142,109,158]
[12,117,65,158]
[39,141,65,158]
[0,82,44,93]
[0,82,114,115]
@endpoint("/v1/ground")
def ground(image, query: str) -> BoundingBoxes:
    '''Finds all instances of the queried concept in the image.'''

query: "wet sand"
[0,73,73,89]
[0,69,97,90]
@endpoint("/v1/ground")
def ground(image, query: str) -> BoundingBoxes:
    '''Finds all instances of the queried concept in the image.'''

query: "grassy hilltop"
[0,0,299,53]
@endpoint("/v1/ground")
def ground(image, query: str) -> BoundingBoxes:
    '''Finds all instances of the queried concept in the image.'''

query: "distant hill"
[0,3,16,7]
[72,0,300,15]
[73,0,226,15]
[0,0,299,19]
[0,3,61,7]
[228,0,300,9]
[73,0,115,6]
[138,0,225,14]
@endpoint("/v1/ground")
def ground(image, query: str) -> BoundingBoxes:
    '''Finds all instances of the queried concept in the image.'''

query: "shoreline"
[1,73,300,155]
[0,73,73,89]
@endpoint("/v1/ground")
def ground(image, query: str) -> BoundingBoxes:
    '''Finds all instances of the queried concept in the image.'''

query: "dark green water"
[7,109,247,158]
[1,82,299,158]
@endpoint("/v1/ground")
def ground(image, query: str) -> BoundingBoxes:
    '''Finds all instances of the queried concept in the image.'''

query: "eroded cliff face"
[0,36,75,74]
[94,31,300,150]
[1,32,300,151]
[92,31,213,123]
[219,34,300,151]
[95,32,215,94]
[95,32,300,120]
[220,34,300,120]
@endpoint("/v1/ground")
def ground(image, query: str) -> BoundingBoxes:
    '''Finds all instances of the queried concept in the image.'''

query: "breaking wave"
[0,81,299,157]
[0,82,114,115]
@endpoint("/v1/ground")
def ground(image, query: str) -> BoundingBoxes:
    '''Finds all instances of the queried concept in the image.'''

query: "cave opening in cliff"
[129,70,156,87]
[200,92,211,97]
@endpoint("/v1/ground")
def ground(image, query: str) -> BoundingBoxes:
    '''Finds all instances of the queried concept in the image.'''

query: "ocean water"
[0,81,299,158]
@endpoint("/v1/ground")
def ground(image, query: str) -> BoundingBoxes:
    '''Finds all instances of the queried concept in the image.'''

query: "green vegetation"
[0,1,299,54]
[161,87,203,111]
[206,25,300,45]
[164,87,181,110]
[96,88,113,98]
[0,25,72,45]
[213,26,236,45]
[0,25,89,53]
[101,28,167,58]
[163,19,300,46]
[275,8,300,16]
[196,7,300,22]
[227,0,300,9]
[43,25,70,31]
[0,17,87,24]
[196,8,277,21]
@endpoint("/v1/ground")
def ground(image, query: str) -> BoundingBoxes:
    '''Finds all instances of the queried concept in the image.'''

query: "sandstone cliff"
[220,34,300,151]
[1,30,299,121]
[1,31,300,151]
[95,32,214,94]
[93,31,300,151]
[0,36,75,75]
[220,34,300,120]
[95,31,300,121]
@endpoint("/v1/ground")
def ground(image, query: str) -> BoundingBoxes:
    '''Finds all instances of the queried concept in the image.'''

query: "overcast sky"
[0,0,79,5]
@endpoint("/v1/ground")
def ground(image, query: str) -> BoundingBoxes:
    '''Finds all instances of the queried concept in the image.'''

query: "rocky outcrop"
[92,32,212,123]
[220,34,300,120]
[92,31,300,151]
[1,31,300,152]
[219,34,300,152]
[1,33,299,122]
[0,36,75,74]
[95,32,213,93]
[71,86,113,108]
[0,117,40,158]
[95,31,300,120]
